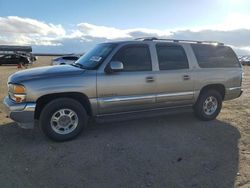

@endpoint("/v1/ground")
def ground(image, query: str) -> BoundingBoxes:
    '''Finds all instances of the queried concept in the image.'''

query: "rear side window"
[112,44,152,71]
[156,44,189,70]
[191,44,240,68]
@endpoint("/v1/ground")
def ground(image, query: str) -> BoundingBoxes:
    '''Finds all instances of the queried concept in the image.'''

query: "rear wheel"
[194,90,222,121]
[39,98,88,141]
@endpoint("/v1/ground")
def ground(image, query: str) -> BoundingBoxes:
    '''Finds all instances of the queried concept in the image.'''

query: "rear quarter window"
[191,44,240,68]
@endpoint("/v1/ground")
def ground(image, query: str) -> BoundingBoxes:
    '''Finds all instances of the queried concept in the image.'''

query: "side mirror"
[105,61,124,73]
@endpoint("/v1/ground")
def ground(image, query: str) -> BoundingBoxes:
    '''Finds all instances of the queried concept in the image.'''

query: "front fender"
[22,71,97,102]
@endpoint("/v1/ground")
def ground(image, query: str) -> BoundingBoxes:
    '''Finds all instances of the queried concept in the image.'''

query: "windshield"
[74,43,117,69]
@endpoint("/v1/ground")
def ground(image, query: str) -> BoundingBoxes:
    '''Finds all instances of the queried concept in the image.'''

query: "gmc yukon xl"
[3,38,243,141]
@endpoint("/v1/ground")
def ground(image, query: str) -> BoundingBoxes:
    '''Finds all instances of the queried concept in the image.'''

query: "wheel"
[193,90,222,121]
[39,98,88,141]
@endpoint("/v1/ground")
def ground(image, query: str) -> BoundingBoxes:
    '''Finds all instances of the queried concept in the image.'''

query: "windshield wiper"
[71,63,86,69]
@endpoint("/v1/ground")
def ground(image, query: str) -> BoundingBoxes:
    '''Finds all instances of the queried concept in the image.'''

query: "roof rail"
[135,37,158,41]
[134,37,224,45]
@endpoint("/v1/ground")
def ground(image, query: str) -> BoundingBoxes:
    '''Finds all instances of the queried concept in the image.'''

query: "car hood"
[9,65,85,83]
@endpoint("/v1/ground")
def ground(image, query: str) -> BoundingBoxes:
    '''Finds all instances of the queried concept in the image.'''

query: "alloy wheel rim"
[50,108,78,135]
[203,96,218,116]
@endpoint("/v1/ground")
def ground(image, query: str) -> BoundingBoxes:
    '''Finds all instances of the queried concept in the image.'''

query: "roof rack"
[134,37,224,45]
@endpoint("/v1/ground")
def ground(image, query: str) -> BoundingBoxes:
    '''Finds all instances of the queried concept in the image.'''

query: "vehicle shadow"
[0,113,240,188]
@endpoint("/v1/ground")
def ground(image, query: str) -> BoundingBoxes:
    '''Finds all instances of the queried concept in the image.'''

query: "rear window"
[191,44,240,68]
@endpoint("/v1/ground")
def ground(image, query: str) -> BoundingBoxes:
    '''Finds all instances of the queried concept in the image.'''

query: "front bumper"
[3,97,36,129]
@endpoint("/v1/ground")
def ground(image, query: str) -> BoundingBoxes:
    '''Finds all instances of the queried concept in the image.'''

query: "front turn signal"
[13,85,26,94]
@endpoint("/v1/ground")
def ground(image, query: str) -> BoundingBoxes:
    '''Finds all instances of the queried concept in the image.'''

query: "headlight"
[8,84,26,103]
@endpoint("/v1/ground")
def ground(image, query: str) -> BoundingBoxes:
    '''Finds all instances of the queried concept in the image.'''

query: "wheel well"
[199,84,225,100]
[34,92,92,120]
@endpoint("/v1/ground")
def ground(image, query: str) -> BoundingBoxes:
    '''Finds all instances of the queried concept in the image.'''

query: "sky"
[0,0,250,54]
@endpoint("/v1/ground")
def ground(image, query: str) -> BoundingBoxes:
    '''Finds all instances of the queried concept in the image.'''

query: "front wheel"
[39,98,88,141]
[193,90,222,121]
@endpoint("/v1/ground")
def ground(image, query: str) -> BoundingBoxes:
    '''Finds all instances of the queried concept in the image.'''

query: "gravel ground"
[0,60,249,188]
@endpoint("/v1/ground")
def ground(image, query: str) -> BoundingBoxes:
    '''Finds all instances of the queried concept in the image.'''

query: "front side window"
[156,44,189,70]
[191,44,240,68]
[112,45,152,71]
[75,43,117,69]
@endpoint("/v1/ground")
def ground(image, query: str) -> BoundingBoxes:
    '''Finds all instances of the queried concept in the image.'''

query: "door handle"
[183,75,190,80]
[146,76,155,83]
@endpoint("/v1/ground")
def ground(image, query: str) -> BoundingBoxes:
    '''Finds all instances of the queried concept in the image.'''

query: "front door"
[97,44,157,114]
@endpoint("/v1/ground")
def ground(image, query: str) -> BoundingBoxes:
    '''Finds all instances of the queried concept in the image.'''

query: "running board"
[95,105,193,123]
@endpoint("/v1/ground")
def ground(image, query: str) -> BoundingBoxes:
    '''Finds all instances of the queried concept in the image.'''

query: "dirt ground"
[0,58,249,188]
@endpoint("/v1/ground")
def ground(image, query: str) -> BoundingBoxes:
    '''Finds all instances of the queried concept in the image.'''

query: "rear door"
[97,44,157,114]
[154,43,195,107]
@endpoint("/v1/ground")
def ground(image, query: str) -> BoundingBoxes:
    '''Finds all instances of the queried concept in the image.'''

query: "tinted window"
[191,44,240,68]
[112,45,152,71]
[156,44,189,70]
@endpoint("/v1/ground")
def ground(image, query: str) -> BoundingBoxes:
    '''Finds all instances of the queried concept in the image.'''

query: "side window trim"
[111,44,153,72]
[156,43,189,71]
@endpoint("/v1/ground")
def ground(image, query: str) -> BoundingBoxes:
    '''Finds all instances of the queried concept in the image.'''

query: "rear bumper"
[224,87,243,100]
[3,97,36,129]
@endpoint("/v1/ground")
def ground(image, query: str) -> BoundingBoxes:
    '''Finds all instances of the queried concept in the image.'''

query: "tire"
[39,98,88,141]
[193,90,222,121]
